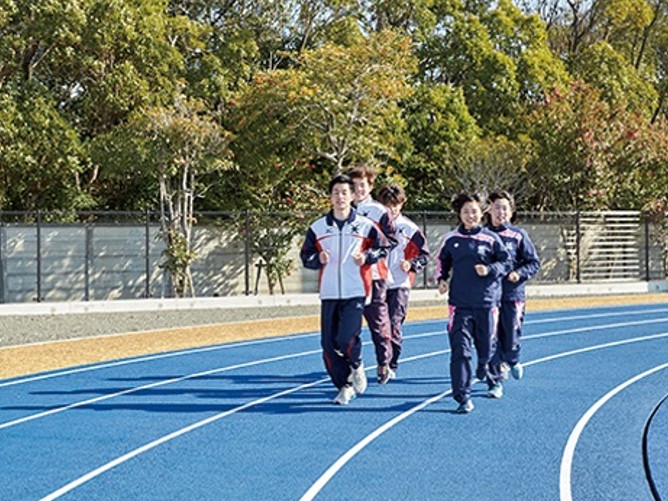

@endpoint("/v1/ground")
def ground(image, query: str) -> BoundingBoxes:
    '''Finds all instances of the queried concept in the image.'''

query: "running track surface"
[1,302,667,500]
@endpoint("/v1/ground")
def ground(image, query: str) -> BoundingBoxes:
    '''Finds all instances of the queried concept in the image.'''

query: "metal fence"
[0,210,665,303]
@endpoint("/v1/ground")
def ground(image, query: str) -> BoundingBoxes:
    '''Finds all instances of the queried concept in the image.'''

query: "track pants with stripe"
[321,298,365,389]
[447,306,498,403]
[363,280,393,367]
[386,287,410,371]
[488,300,525,384]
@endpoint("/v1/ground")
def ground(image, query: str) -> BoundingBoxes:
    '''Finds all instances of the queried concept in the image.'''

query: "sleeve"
[378,210,399,252]
[364,225,389,265]
[300,227,321,270]
[514,229,541,281]
[486,235,512,279]
[406,230,430,273]
[435,237,452,283]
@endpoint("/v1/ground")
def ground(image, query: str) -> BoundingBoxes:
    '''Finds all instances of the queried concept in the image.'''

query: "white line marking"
[559,361,668,501]
[0,332,321,389]
[299,332,668,501]
[5,314,668,430]
[36,348,448,500]
[3,305,665,388]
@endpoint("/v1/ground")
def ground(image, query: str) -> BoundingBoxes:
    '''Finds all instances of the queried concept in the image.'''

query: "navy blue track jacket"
[436,225,512,308]
[488,223,541,301]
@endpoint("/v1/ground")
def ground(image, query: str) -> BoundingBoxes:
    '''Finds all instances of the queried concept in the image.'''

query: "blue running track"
[1,302,667,500]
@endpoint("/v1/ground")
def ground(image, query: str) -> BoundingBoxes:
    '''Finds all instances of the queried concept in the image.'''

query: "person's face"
[490,198,512,226]
[330,183,354,213]
[386,202,402,218]
[460,201,483,229]
[352,177,373,203]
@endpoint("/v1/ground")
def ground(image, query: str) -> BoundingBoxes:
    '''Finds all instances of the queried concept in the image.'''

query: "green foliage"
[0,85,91,211]
[573,41,658,113]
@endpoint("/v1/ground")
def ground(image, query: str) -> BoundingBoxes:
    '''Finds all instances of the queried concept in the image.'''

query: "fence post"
[644,211,650,281]
[244,210,251,295]
[145,210,151,298]
[575,210,581,283]
[36,210,42,302]
[421,211,428,288]
[84,223,92,301]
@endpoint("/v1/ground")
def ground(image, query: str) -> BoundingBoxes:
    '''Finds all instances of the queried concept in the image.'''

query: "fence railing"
[0,210,665,303]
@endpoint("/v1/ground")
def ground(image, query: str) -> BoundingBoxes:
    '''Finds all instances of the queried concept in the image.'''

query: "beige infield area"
[1,293,667,380]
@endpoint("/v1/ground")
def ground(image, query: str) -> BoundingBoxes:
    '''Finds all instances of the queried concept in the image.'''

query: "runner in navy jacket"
[485,191,541,397]
[436,192,511,413]
[300,174,388,405]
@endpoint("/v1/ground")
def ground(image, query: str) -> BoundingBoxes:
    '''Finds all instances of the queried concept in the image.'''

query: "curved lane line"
[642,392,668,500]
[37,348,449,501]
[6,314,668,430]
[3,305,666,388]
[559,361,668,501]
[39,332,668,500]
[300,332,668,501]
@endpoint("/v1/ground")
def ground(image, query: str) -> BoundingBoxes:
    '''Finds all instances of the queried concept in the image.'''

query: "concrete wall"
[0,215,665,302]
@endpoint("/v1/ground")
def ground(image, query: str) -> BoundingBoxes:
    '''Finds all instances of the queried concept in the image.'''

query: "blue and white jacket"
[436,225,512,308]
[300,209,388,301]
[387,213,430,290]
[487,223,541,301]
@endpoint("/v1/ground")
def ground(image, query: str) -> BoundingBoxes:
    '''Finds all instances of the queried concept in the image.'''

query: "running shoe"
[499,362,510,381]
[487,383,503,399]
[351,363,368,394]
[333,385,356,405]
[511,362,524,380]
[377,365,391,385]
[455,399,474,414]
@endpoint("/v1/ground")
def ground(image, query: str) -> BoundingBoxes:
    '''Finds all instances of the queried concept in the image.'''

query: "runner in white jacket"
[300,174,389,405]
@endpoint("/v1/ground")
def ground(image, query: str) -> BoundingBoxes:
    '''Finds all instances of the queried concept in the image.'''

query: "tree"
[0,85,89,212]
[137,97,232,297]
[421,0,570,133]
[399,82,481,209]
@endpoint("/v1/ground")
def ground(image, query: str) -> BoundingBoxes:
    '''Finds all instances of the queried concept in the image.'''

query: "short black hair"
[329,174,354,193]
[377,183,407,207]
[452,192,485,214]
[489,190,516,212]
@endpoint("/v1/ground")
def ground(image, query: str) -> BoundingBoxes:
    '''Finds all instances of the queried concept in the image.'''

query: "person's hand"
[400,260,412,272]
[508,271,520,283]
[319,250,330,264]
[353,251,366,266]
[438,280,448,295]
[474,264,489,277]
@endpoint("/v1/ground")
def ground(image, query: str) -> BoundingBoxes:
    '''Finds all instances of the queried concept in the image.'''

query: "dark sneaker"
[377,365,391,384]
[511,362,524,380]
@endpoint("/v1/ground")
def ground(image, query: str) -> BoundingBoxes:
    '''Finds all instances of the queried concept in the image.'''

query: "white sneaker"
[333,385,356,405]
[351,364,367,394]
[487,383,503,399]
[499,362,510,381]
[511,362,524,380]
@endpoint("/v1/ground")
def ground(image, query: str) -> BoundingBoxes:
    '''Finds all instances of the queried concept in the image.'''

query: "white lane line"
[559,360,668,501]
[3,305,666,389]
[0,348,321,430]
[0,332,320,389]
[6,314,668,430]
[37,348,449,501]
[299,331,668,501]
